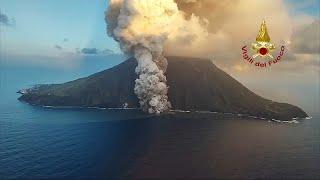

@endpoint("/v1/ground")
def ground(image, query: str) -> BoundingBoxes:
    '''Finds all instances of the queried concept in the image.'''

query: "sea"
[0,54,319,179]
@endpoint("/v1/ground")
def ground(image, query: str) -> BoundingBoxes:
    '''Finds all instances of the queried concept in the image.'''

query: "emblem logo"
[241,20,286,68]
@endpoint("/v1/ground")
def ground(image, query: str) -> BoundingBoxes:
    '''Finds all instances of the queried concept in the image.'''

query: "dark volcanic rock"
[18,56,308,120]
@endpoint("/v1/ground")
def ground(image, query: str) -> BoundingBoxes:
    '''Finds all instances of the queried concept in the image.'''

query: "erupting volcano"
[17,0,308,120]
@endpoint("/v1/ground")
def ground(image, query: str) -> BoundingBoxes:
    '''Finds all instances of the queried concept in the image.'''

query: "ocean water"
[0,55,319,179]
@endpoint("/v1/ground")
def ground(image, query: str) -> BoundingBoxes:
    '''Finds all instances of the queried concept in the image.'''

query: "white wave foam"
[269,119,300,124]
[170,110,191,113]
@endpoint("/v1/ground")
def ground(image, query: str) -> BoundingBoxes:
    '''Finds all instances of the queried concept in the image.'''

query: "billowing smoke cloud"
[107,0,182,113]
[169,0,293,62]
[107,0,299,69]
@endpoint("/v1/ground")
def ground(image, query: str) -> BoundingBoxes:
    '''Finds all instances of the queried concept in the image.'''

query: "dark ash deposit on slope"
[18,56,308,120]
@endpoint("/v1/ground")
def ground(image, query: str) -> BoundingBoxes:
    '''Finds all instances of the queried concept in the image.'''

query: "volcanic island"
[18,56,308,121]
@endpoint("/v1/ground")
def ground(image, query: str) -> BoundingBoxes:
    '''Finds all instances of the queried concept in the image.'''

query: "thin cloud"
[101,48,115,55]
[79,48,116,55]
[81,48,99,54]
[55,45,63,50]
[0,12,14,26]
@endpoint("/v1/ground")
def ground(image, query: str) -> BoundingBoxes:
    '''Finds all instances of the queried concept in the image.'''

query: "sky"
[0,0,118,56]
[285,0,320,17]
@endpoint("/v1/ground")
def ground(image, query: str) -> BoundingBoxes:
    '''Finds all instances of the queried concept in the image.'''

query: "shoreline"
[19,101,312,123]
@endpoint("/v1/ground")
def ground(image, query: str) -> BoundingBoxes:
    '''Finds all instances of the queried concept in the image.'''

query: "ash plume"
[106,0,208,114]
[106,0,185,114]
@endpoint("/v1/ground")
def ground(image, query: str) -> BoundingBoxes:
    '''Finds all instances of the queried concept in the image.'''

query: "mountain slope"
[18,56,308,120]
